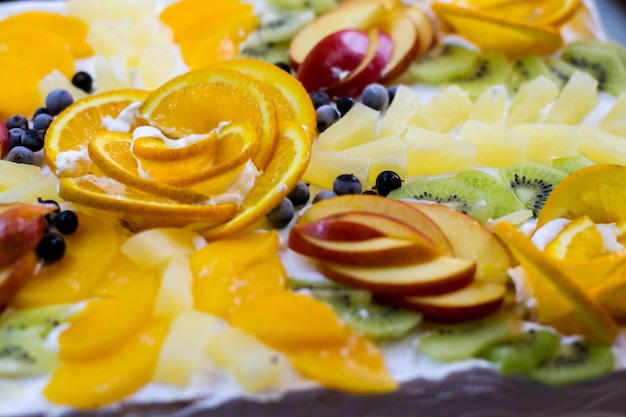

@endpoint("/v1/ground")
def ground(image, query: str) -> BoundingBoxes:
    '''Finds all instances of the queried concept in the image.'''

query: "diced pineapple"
[0,160,41,192]
[344,135,406,182]
[93,55,130,92]
[138,45,176,90]
[153,254,195,318]
[505,76,559,127]
[405,125,476,175]
[207,326,285,393]
[88,19,139,63]
[410,85,472,133]
[316,103,380,151]
[469,85,507,124]
[379,85,421,137]
[302,149,369,189]
[578,127,626,165]
[39,70,88,103]
[460,121,529,167]
[153,310,219,386]
[67,0,159,24]
[0,174,60,204]
[121,228,200,270]
[546,70,598,124]
[512,124,580,166]
[600,92,626,136]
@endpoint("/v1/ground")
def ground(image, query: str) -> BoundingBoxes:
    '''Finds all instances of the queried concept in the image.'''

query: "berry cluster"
[36,198,79,263]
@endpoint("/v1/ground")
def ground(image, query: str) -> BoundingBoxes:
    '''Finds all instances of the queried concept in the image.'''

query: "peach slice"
[391,281,506,323]
[402,5,435,55]
[0,203,54,268]
[0,251,38,308]
[318,256,476,296]
[299,194,453,256]
[380,8,421,83]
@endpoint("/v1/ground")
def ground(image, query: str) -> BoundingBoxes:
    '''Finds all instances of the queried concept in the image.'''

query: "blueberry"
[274,62,292,74]
[71,71,93,93]
[38,197,61,225]
[33,113,54,132]
[316,104,340,132]
[21,129,44,152]
[8,128,23,150]
[32,107,50,120]
[360,83,389,111]
[387,85,399,104]
[335,96,354,116]
[375,170,403,196]
[55,210,79,235]
[287,181,310,206]
[6,146,34,164]
[332,173,362,195]
[36,233,66,263]
[6,115,28,130]
[362,190,378,195]
[312,189,337,204]
[266,198,295,228]
[45,89,74,116]
[309,91,331,109]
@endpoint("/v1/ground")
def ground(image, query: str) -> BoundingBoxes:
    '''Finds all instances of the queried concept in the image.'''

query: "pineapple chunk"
[302,149,369,189]
[0,160,41,192]
[505,76,559,127]
[344,135,407,182]
[39,70,89,103]
[578,127,626,165]
[138,45,177,90]
[153,254,194,318]
[207,327,285,393]
[0,174,60,204]
[316,103,380,151]
[600,92,626,136]
[460,121,529,167]
[512,124,580,166]
[405,125,476,175]
[410,85,472,133]
[546,70,598,124]
[469,85,508,124]
[379,85,421,137]
[93,55,130,92]
[153,310,219,386]
[121,228,200,270]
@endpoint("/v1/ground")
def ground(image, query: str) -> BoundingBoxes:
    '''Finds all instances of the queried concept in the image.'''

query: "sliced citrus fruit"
[480,0,582,27]
[537,164,626,229]
[589,264,626,322]
[131,130,218,161]
[218,59,317,143]
[159,0,246,41]
[138,67,278,170]
[543,215,607,260]
[44,89,150,174]
[432,1,563,57]
[493,222,619,344]
[200,122,311,240]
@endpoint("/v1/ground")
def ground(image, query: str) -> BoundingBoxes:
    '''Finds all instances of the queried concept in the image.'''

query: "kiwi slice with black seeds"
[256,10,316,43]
[508,54,555,91]
[450,51,513,100]
[388,176,495,224]
[552,155,595,174]
[497,162,569,217]
[265,0,337,14]
[238,33,290,63]
[560,44,626,96]
[407,44,480,84]
[479,329,560,375]
[454,170,526,219]
[333,302,422,342]
[527,341,614,386]
[545,58,578,89]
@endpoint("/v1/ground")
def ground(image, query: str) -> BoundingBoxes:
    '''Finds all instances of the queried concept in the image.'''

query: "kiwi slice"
[479,329,560,375]
[238,32,290,64]
[508,54,555,91]
[560,44,626,96]
[388,176,495,224]
[450,51,513,100]
[407,44,480,84]
[552,155,595,174]
[419,312,516,362]
[545,58,578,89]
[256,10,316,43]
[266,0,337,14]
[566,40,626,70]
[333,302,422,342]
[527,341,614,386]
[497,162,569,217]
[454,170,526,219]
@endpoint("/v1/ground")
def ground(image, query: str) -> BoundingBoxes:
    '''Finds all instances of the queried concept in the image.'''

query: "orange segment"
[159,0,247,41]
[0,56,41,121]
[543,216,607,260]
[138,67,278,170]
[200,122,312,240]
[481,0,582,27]
[132,131,218,161]
[44,89,150,174]
[493,222,619,344]
[537,164,626,229]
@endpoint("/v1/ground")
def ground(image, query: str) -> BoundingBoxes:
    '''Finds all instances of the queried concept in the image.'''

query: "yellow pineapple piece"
[578,127,626,165]
[410,85,472,133]
[344,135,407,182]
[0,160,41,192]
[379,85,421,137]
[469,85,508,124]
[303,149,370,189]
[39,70,88,103]
[546,70,598,124]
[121,228,199,270]
[600,92,626,136]
[460,121,529,167]
[153,254,195,318]
[316,103,380,151]
[138,45,177,90]
[0,174,60,204]
[405,125,476,175]
[93,55,130,92]
[512,123,580,166]
[505,76,559,127]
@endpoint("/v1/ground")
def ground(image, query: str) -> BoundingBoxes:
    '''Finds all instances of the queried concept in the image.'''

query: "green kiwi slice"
[450,51,513,100]
[552,155,595,174]
[479,329,560,375]
[508,54,555,91]
[388,176,495,224]
[454,170,526,219]
[407,44,480,84]
[545,58,578,89]
[560,44,626,96]
[238,33,290,64]
[497,162,569,217]
[527,341,614,386]
[419,312,516,362]
[265,0,337,14]
[256,10,316,43]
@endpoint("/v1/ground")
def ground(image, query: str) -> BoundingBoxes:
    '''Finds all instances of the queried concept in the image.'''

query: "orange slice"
[44,89,150,174]
[159,0,247,41]
[218,59,317,143]
[493,222,619,344]
[200,122,311,240]
[537,164,626,229]
[432,1,563,57]
[480,0,582,27]
[138,67,278,170]
[132,132,218,161]
[543,215,607,260]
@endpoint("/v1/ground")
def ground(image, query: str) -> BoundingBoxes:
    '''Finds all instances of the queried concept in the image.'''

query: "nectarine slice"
[380,8,421,83]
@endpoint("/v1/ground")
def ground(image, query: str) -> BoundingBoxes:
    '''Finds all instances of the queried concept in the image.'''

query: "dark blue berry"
[38,197,61,226]
[55,210,79,235]
[362,190,378,195]
[6,115,28,130]
[8,128,23,150]
[274,62,292,74]
[71,71,93,93]
[21,129,44,152]
[287,181,310,206]
[312,190,337,204]
[33,113,54,132]
[316,104,340,132]
[6,146,34,164]
[375,170,402,196]
[309,91,331,109]
[387,85,399,104]
[335,96,354,115]
[32,107,50,120]
[266,198,295,228]
[36,233,66,263]
[45,89,74,116]
[332,173,362,195]
[361,83,389,111]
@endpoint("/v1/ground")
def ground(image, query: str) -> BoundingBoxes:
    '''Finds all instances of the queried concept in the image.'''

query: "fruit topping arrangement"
[2,0,626,413]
